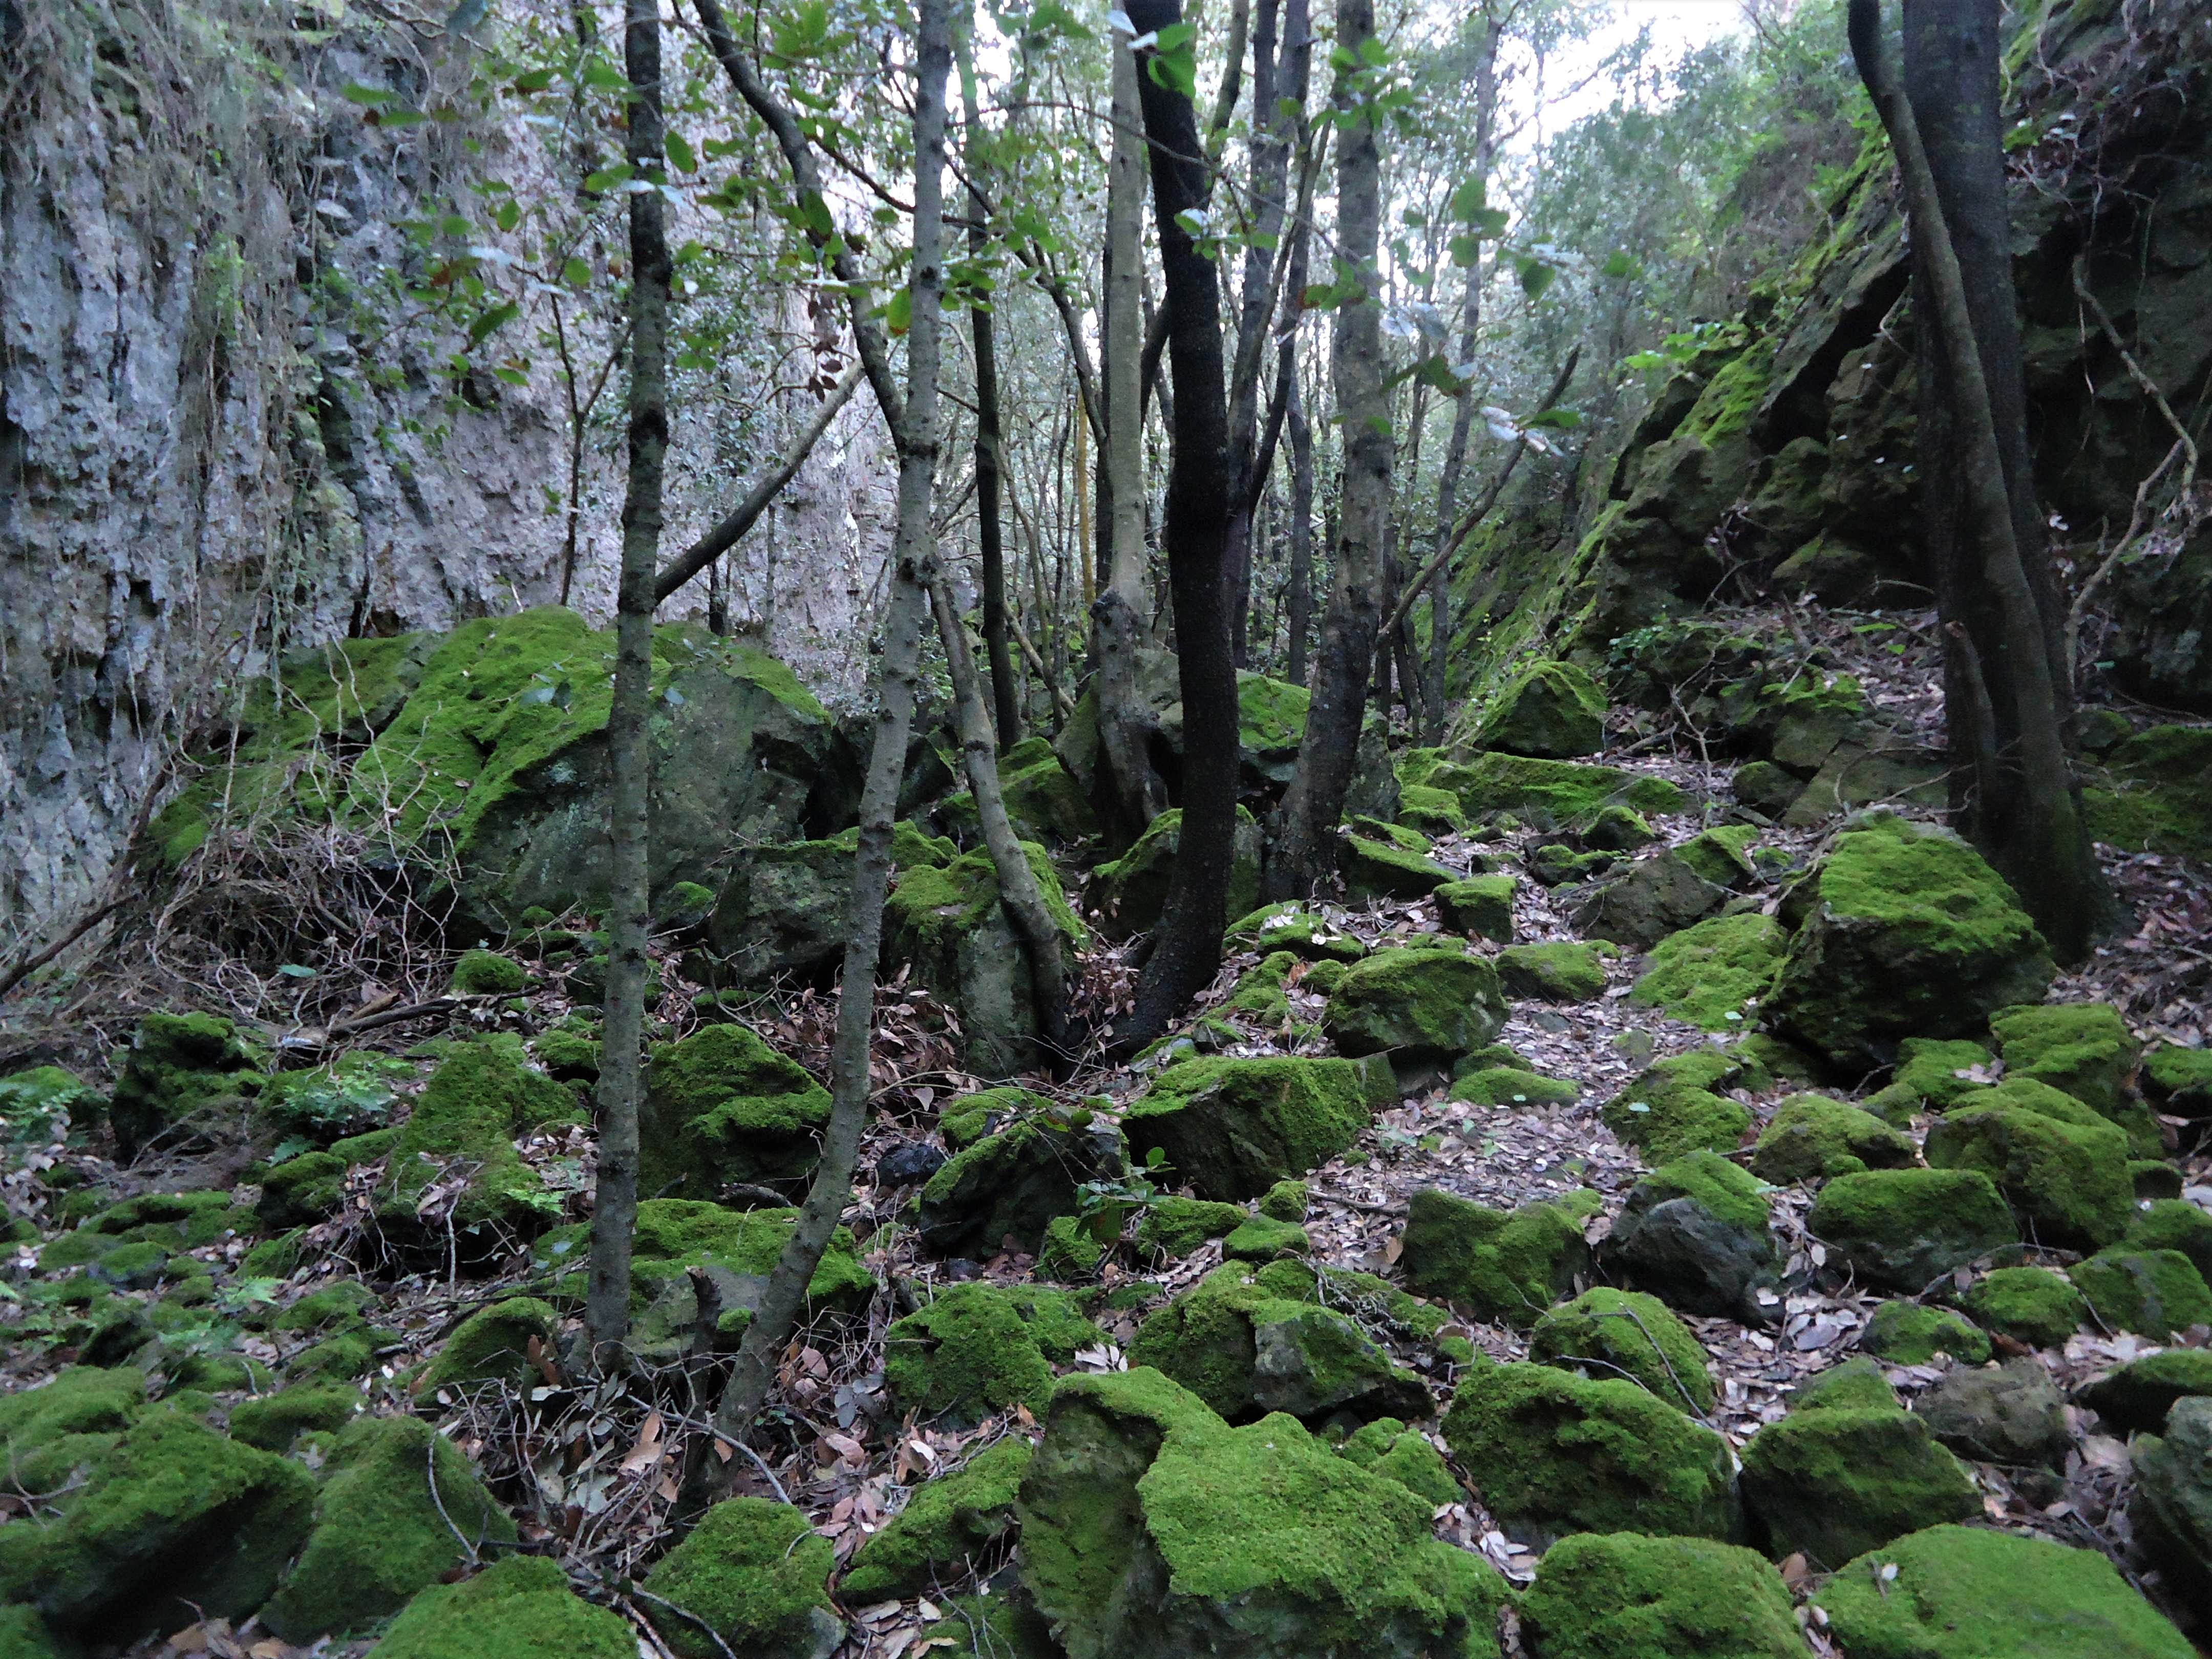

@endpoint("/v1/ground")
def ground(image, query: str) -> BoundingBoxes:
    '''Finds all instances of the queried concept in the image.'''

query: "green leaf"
[1448,233,1481,267]
[1357,34,1389,67]
[1523,407,1584,431]
[561,256,590,288]
[1450,178,1487,221]
[1601,250,1643,280]
[466,300,521,348]
[493,199,520,232]
[885,286,912,336]
[276,963,317,979]
[665,130,697,173]
[1516,257,1557,302]
[582,162,633,194]
[511,67,557,94]
[339,82,396,106]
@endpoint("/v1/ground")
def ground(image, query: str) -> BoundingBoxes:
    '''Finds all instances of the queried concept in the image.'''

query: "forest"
[2,0,2211,1654]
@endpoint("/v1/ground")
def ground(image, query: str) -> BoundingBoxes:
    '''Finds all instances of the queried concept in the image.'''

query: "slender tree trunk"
[1221,0,1284,668]
[1267,0,1388,902]
[1284,311,1315,687]
[586,0,670,1360]
[698,0,951,1475]
[1851,0,2105,957]
[1116,0,1239,1051]
[962,60,1022,749]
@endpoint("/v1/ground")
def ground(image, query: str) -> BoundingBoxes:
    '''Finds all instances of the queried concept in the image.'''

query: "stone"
[1989,1002,2139,1122]
[417,1297,559,1395]
[2086,725,2212,863]
[1600,1050,1756,1162]
[1122,1056,1389,1202]
[1573,803,1657,852]
[1568,849,1730,950]
[2070,1248,2212,1339]
[1960,1267,2087,1349]
[638,1023,831,1203]
[1767,816,2055,1068]
[371,1555,636,1659]
[1861,1302,1993,1366]
[885,1285,1062,1429]
[1863,1036,2000,1122]
[1395,783,1467,837]
[840,1437,1033,1603]
[1516,1532,1804,1659]
[449,949,524,995]
[1631,911,1789,1032]
[1037,1214,1110,1281]
[225,1384,357,1453]
[1528,1287,1715,1414]
[2079,1351,2212,1435]
[1779,732,1948,825]
[1923,1103,2135,1250]
[937,749,1099,849]
[644,1497,840,1659]
[876,1140,948,1188]
[705,823,954,984]
[1449,1066,1580,1108]
[1496,941,1608,1002]
[1917,1359,2069,1470]
[1399,1187,1602,1328]
[916,1108,1124,1257]
[1732,760,1805,818]
[1790,1357,1900,1413]
[1807,1168,2018,1292]
[1221,1215,1309,1262]
[1434,875,1517,941]
[105,1011,261,1163]
[1258,1179,1308,1222]
[1134,1197,1246,1259]
[1676,824,1760,889]
[1750,1094,1916,1184]
[1016,1369,1507,1659]
[1088,807,1263,940]
[2125,1200,2212,1284]
[1222,903,1369,963]
[2144,1042,2212,1117]
[1738,1408,1980,1565]
[1528,842,1621,886]
[1601,1151,1779,1322]
[1426,752,1685,827]
[2134,1396,2212,1611]
[1323,946,1509,1067]
[1469,661,1608,758]
[1441,1362,1740,1544]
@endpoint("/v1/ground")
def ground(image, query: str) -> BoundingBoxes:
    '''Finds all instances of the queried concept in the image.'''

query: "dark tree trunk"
[963,70,1022,749]
[1285,330,1315,688]
[1115,0,1239,1051]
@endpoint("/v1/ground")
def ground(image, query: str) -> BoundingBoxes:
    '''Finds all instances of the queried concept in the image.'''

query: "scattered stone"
[1122,1056,1390,1202]
[1528,843,1620,886]
[2144,1042,2212,1118]
[1434,875,1517,941]
[639,1022,832,1203]
[1528,1286,1716,1413]
[1223,903,1369,962]
[2133,1396,2212,1611]
[885,1284,1059,1428]
[1496,941,1608,1002]
[1862,1035,2000,1122]
[1399,1187,1602,1328]
[1449,1066,1580,1108]
[1750,1093,1915,1183]
[1631,911,1788,1032]
[1923,1102,2134,1250]
[1470,660,1609,758]
[1574,803,1658,852]
[416,1297,559,1395]
[2070,1248,2212,1339]
[1222,1215,1309,1261]
[449,948,524,995]
[1601,1050,1756,1162]
[1788,1356,1898,1413]
[1429,752,1685,826]
[1342,834,1459,903]
[875,1140,948,1188]
[225,1384,357,1453]
[1516,1532,1805,1659]
[1989,1001,2139,1123]
[1601,1151,1779,1322]
[2125,1199,2212,1284]
[1569,848,1730,950]
[1037,1214,1110,1281]
[1323,948,1507,1064]
[1732,760,1805,818]
[1738,1407,1979,1565]
[1960,1266,2086,1349]
[840,1437,1032,1604]
[644,1497,840,1659]
[106,1011,261,1163]
[1917,1359,2070,1469]
[1676,823,1760,888]
[1335,1416,1461,1505]
[1259,1179,1308,1221]
[1807,1168,2017,1292]
[917,1107,1124,1256]
[373,1554,636,1659]
[706,824,953,983]
[1135,1197,1247,1258]
[1396,783,1468,837]
[1860,1301,1993,1367]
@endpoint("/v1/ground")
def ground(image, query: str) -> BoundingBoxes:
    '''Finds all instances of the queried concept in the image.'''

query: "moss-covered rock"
[253,1052,407,1150]
[1341,834,1459,903]
[1790,1357,1899,1413]
[1733,759,1805,818]
[1923,1103,2134,1250]
[263,1415,515,1641]
[449,949,525,995]
[1631,912,1788,1032]
[1569,849,1731,951]
[1428,752,1685,827]
[1601,1051,1756,1162]
[416,1297,558,1396]
[1221,1214,1309,1261]
[1089,807,1263,940]
[1399,1187,1603,1328]
[1450,1066,1580,1108]
[1862,1036,2000,1122]
[1676,823,1761,889]
[1322,947,1506,1064]
[939,749,1099,850]
[1442,1362,1739,1542]
[1123,1056,1389,1202]
[1860,1301,1993,1366]
[1496,941,1608,1002]
[1223,902,1369,962]
[1259,1179,1308,1222]
[1529,842,1621,886]
[1961,1266,2087,1349]
[1529,1287,1715,1414]
[1738,1407,1979,1564]
[2070,1248,2212,1339]
[1917,1358,2069,1469]
[2132,1395,2212,1612]
[1517,1532,1804,1659]
[703,822,953,986]
[1767,816,2055,1067]
[1810,1523,2194,1659]
[226,1383,358,1452]
[1433,875,1517,941]
[2086,724,2212,863]
[1989,1001,2139,1123]
[1750,1093,1915,1183]
[840,1437,1033,1603]
[374,1554,636,1659]
[1575,803,1657,852]
[2144,1041,2212,1117]
[0,1368,144,1462]
[1600,1152,1779,1322]
[885,1284,1058,1428]
[2124,1199,2212,1284]
[1135,1196,1247,1258]
[1334,1417,1460,1505]
[1807,1168,2018,1291]
[1470,660,1608,758]
[106,1011,262,1162]
[637,1023,830,1203]
[1016,1369,1507,1659]
[2079,1350,2212,1436]
[917,1107,1125,1256]
[641,1497,841,1658]
[1395,783,1467,837]
[376,1038,579,1252]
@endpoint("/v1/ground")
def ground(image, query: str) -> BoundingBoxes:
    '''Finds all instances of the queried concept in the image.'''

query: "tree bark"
[696,0,951,1482]
[1221,0,1287,668]
[1285,344,1315,685]
[1115,0,1240,1052]
[585,0,671,1361]
[1267,0,1388,903]
[1851,0,2105,958]
[961,58,1022,749]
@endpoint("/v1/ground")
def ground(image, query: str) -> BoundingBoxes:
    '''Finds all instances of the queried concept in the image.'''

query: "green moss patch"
[1223,902,1369,962]
[1863,1036,1998,1121]
[1807,1168,2017,1291]
[2078,1350,2212,1435]
[1738,1407,1979,1565]
[1123,1056,1390,1202]
[644,1498,838,1659]
[1961,1267,2087,1349]
[374,1555,635,1659]
[1601,1050,1756,1162]
[1428,753,1685,827]
[1323,948,1507,1062]
[841,1436,1033,1602]
[1496,941,1608,1002]
[637,1023,830,1201]
[1631,912,1787,1031]
[1529,1287,1715,1413]
[377,1038,579,1246]
[886,1284,1060,1428]
[1924,1103,2134,1250]
[1860,1301,1993,1366]
[1750,1094,1915,1183]
[1434,875,1517,941]
[2070,1248,2212,1339]
[1789,1357,1899,1413]
[1449,1066,1580,1108]
[1518,1532,1804,1659]
[1989,1002,2139,1122]
[1400,1187,1603,1328]
[417,1297,557,1396]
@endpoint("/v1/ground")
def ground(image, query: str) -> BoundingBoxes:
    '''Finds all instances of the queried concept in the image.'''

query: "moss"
[1989,1001,2138,1122]
[1429,752,1685,826]
[1340,833,1458,903]
[1528,842,1619,886]
[1631,912,1788,1031]
[289,1328,384,1381]
[886,1285,1055,1428]
[1789,1357,1899,1413]
[2125,1199,2212,1282]
[1089,807,1261,937]
[227,1384,357,1452]
[1676,823,1761,888]
[2070,1248,2212,1339]
[1123,1056,1389,1202]
[1496,941,1608,1002]
[258,1151,348,1230]
[840,1437,1032,1603]
[1222,902,1370,962]
[1335,1417,1461,1505]
[1808,1168,2018,1291]
[1441,1362,1739,1540]
[1395,783,1467,837]
[1529,1287,1715,1413]
[0,1606,66,1658]
[940,751,1100,847]
[1575,803,1657,852]
[917,1110,1124,1254]
[1136,1196,1247,1258]
[1518,1532,1804,1659]
[106,1011,262,1161]
[1751,1093,1915,1183]
[2085,724,2212,863]
[417,1297,558,1395]
[262,1414,516,1641]
[1449,1066,1580,1107]
[1469,659,1609,758]
[1399,1187,1603,1328]
[1738,1407,1979,1564]
[378,1038,578,1239]
[1864,1035,1998,1121]
[530,1018,601,1082]
[1961,1266,2087,1349]
[1947,1076,2110,1129]
[1433,875,1517,941]
[1861,1301,1993,1365]
[1601,1051,1755,1162]
[533,1199,873,1323]
[0,1368,145,1455]
[0,1067,95,1142]
[1810,1523,2195,1659]
[1222,1215,1309,1261]
[240,1229,307,1279]
[2077,1349,2212,1434]
[1037,1213,1108,1280]
[449,949,525,995]
[1259,1179,1308,1222]
[1768,816,2056,1066]
[637,1023,831,1200]
[2143,1041,2212,1112]
[372,1555,635,1659]
[1323,947,1506,1062]
[1924,1104,2134,1249]
[1224,951,1306,1027]
[269,1279,381,1333]
[1638,1150,1775,1234]
[642,1498,839,1658]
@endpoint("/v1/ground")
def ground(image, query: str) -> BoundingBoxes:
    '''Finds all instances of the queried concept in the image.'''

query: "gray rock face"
[1917,1359,2071,1469]
[1602,1190,1780,1325]
[1568,849,1729,950]
[2133,1396,2212,1609]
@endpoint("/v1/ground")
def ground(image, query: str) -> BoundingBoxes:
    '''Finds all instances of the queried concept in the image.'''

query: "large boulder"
[1630,911,1789,1031]
[1467,661,1608,758]
[916,1104,1125,1257]
[1766,815,2055,1067]
[1601,1151,1779,1322]
[1516,1533,1804,1659]
[373,1555,636,1659]
[1322,948,1507,1065]
[1916,1358,2070,1469]
[1016,1369,1507,1659]
[1806,1168,2018,1292]
[1568,848,1729,950]
[105,1011,261,1162]
[1737,1408,1980,1565]
[642,1497,840,1659]
[1399,1187,1602,1328]
[637,1023,831,1203]
[1089,807,1263,939]
[704,821,955,984]
[1528,1287,1715,1414]
[1923,1102,2135,1250]
[1750,1094,1916,1183]
[1121,1056,1391,1202]
[840,1437,1033,1604]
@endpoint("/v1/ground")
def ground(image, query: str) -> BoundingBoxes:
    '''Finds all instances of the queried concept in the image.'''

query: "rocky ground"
[2,600,2210,1659]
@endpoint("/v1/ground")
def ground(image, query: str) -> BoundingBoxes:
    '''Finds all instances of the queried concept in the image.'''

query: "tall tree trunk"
[586,0,670,1362]
[1267,0,1388,902]
[1092,33,1164,839]
[1852,0,2105,958]
[962,59,1022,749]
[697,0,951,1477]
[1284,310,1315,688]
[1115,0,1239,1051]
[1221,0,1285,668]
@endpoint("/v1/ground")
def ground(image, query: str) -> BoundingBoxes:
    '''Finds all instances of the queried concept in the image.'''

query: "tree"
[584,0,670,1363]
[1267,0,1390,903]
[1849,0,2107,959]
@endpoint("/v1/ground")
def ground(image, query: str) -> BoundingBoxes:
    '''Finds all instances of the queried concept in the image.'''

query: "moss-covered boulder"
[1399,1187,1603,1329]
[1989,1001,2139,1121]
[1396,782,1469,837]
[1733,759,1805,818]
[1127,1262,1428,1427]
[1601,1152,1779,1322]
[262,1415,514,1641]
[1442,1362,1740,1543]
[1427,752,1685,827]
[885,1284,1071,1428]
[840,1437,1033,1603]
[1569,848,1731,951]
[1516,1532,1804,1659]
[1767,816,2055,1067]
[226,1383,357,1453]
[1676,823,1761,889]
[917,1105,1125,1256]
[1321,947,1506,1065]
[416,1297,558,1395]
[2144,1041,2212,1118]
[2081,1352,2212,1438]
[642,1497,840,1658]
[1334,1416,1461,1505]
[1016,1369,1507,1659]
[1923,1103,2133,1250]
[637,1022,831,1203]
[1134,1196,1247,1259]
[1790,1357,1900,1413]
[375,1038,581,1254]
[1738,1407,1979,1565]
[1810,1523,2194,1659]
[1601,1050,1757,1162]
[1631,912,1788,1032]
[1917,1358,2069,1469]
[2132,1395,2212,1612]
[1469,661,1608,758]
[1450,1066,1580,1108]
[253,1051,407,1150]
[1863,1035,2000,1121]
[1123,1056,1389,1202]
[704,822,953,984]
[106,1011,262,1162]
[1496,941,1608,1002]
[2126,1199,2212,1283]
[1529,1287,1715,1414]
[1750,1093,1915,1183]
[1434,875,1517,941]
[371,1555,636,1659]
[1575,803,1658,852]
[2086,724,2212,863]
[1089,807,1263,940]
[2070,1248,2212,1339]
[1961,1266,2087,1349]
[0,1368,144,1465]
[937,748,1099,849]
[1861,1301,1992,1366]
[1341,834,1459,903]
[1223,902,1369,962]
[0,1408,315,1649]
[1807,1168,2017,1291]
